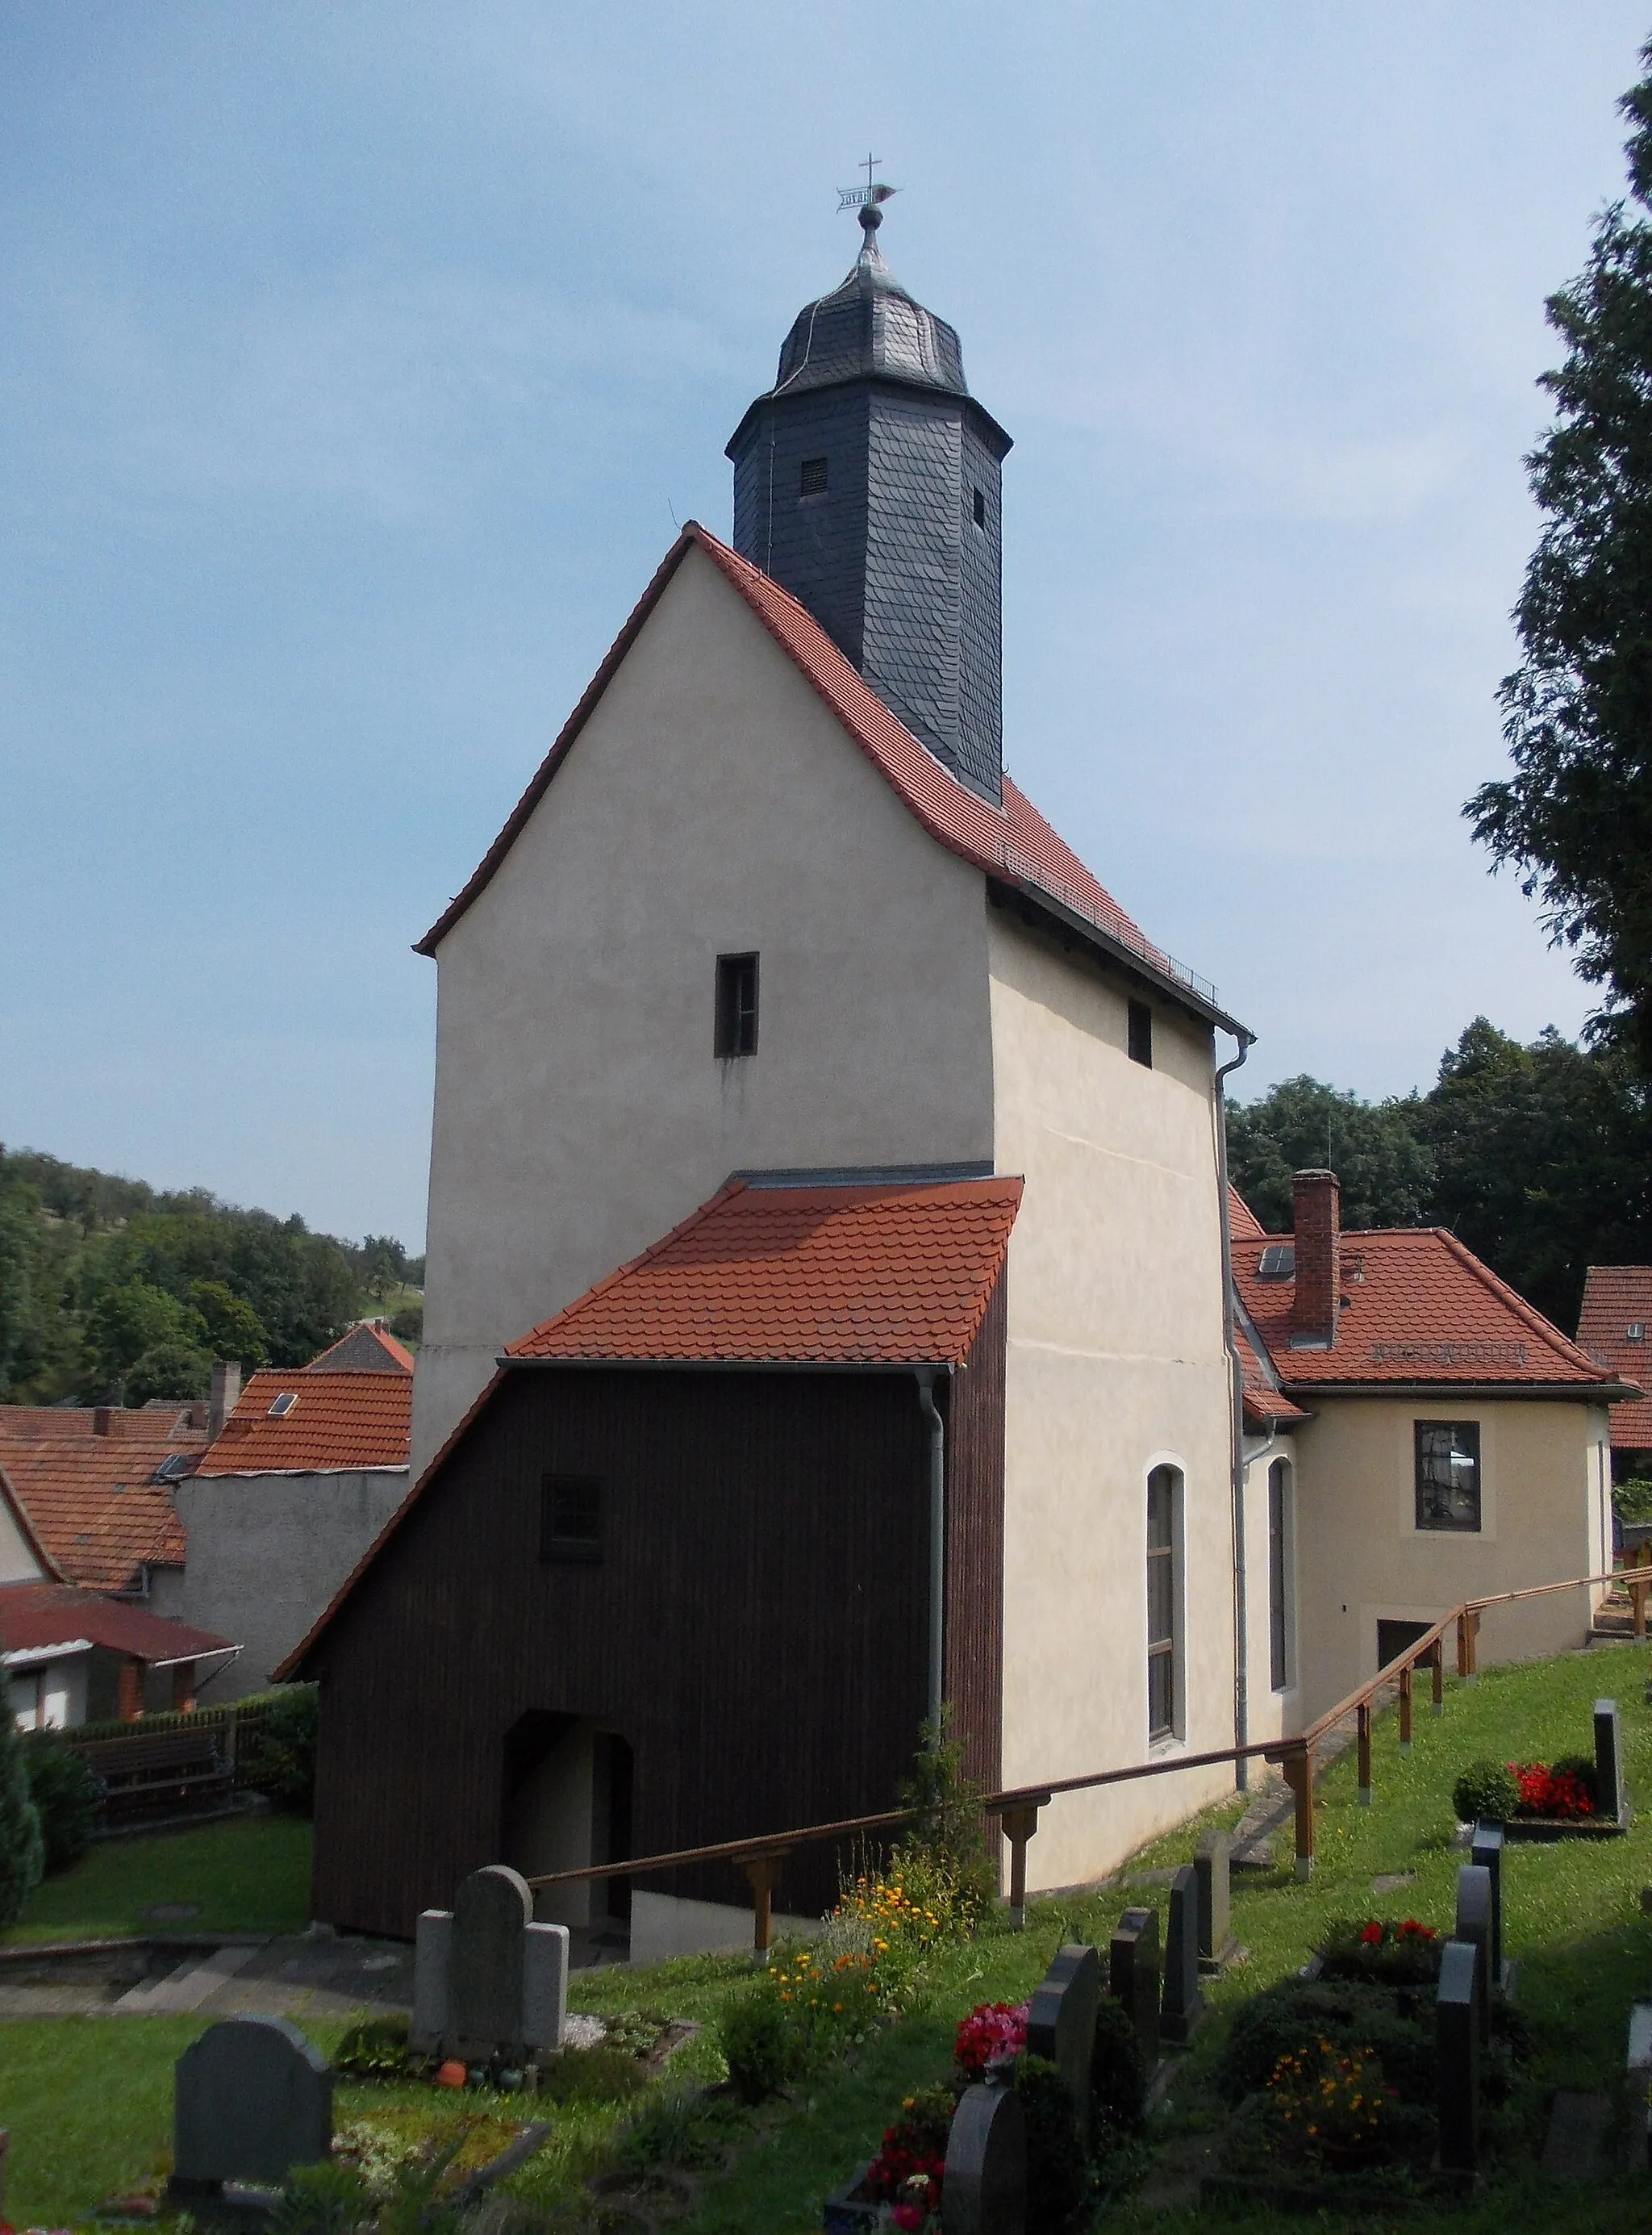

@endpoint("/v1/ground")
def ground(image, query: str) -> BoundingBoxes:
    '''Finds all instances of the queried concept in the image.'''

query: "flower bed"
[1316,1915,1441,1988]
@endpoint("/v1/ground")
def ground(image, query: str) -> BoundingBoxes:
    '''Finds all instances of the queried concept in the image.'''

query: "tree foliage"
[1467,44,1652,1061]
[1227,1018,1652,1331]
[0,1677,44,1926]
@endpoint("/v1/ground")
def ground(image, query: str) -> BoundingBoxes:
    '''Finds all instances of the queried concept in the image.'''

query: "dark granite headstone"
[1454,1865,1492,2047]
[1109,1906,1160,2065]
[1194,1831,1233,1971]
[1596,1699,1629,1827]
[1026,1943,1100,2148]
[1160,1866,1206,2044]
[942,2080,1025,2235]
[449,1864,532,2061]
[171,2017,332,2196]
[1436,1938,1480,2176]
[1469,1823,1504,1984]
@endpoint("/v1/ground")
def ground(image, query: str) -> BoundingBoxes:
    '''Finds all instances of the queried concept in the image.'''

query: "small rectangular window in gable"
[1128,999,1153,1069]
[972,486,986,528]
[715,952,759,1058]
[540,1474,602,1564]
[800,457,828,496]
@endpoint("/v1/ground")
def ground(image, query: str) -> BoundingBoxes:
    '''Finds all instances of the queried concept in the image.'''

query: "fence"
[524,1563,1635,1953]
[65,1686,315,1792]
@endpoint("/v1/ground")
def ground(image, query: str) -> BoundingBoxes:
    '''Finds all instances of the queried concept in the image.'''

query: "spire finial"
[836,154,899,251]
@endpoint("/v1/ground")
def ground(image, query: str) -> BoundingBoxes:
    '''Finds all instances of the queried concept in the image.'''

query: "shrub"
[615,2088,746,2174]
[897,1708,997,1925]
[1614,1477,1652,1523]
[1318,1917,1442,1987]
[21,1729,98,1871]
[0,1679,44,1926]
[1266,2037,1398,2160]
[536,2046,645,2106]
[1090,1992,1148,2140]
[717,1989,794,2103]
[1213,1981,1434,2108]
[1011,2053,1087,2229]
[1451,1760,1519,1824]
[241,1686,319,1813]
[332,2016,410,2078]
[273,2162,372,2235]
[862,2084,953,2221]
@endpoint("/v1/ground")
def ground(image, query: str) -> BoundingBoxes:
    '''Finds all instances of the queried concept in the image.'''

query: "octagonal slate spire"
[728,198,1012,804]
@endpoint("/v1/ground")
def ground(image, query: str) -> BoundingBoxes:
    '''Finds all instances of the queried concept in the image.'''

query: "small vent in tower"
[972,486,986,528]
[799,456,828,497]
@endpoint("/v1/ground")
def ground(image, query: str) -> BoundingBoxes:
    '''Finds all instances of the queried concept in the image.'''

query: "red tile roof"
[0,1579,233,1666]
[306,1322,416,1374]
[1234,1228,1625,1394]
[194,1369,413,1477]
[413,524,1240,1031]
[1228,1189,1265,1243]
[1575,1267,1652,1445]
[0,1406,202,1592]
[508,1177,1024,1368]
[1235,1322,1308,1426]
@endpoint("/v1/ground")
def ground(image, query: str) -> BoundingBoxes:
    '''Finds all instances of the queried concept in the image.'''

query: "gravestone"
[942,2080,1025,2235]
[1454,1865,1492,2047]
[170,2017,332,2199]
[1194,1831,1233,1972]
[1627,2004,1652,2170]
[1109,1907,1160,2065]
[1436,1938,1480,2177]
[411,1864,569,2064]
[1159,1867,1206,2044]
[1595,1699,1629,1827]
[1469,1823,1504,1984]
[1026,1943,1100,2149]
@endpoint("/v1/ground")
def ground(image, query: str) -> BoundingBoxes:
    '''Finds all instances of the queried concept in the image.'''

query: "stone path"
[0,1933,416,2023]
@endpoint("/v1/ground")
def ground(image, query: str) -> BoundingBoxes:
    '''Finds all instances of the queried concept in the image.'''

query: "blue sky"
[2,2,1647,1250]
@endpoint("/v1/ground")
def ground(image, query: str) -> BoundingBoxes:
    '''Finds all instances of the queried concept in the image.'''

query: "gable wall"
[0,1489,46,1583]
[413,545,995,1470]
[987,907,1237,1885]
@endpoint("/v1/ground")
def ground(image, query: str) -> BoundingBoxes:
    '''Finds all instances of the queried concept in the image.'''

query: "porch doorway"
[501,1711,633,1934]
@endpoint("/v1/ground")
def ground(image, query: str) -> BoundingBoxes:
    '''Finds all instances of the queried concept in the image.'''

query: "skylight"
[269,1393,298,1418]
[1257,1245,1295,1281]
[152,1453,194,1482]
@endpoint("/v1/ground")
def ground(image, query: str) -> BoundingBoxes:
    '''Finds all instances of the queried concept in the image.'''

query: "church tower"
[727,198,1012,803]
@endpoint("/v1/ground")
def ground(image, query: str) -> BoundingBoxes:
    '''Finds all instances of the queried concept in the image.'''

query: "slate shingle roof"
[306,1322,416,1374]
[0,1406,202,1592]
[194,1369,412,1477]
[0,1578,233,1666]
[507,1177,1024,1368]
[1575,1266,1652,1444]
[1233,1229,1623,1393]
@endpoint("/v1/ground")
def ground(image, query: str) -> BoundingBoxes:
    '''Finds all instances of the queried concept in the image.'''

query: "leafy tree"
[0,1157,42,1398]
[125,1339,213,1405]
[79,1278,207,1398]
[0,1676,44,1925]
[189,1280,269,1370]
[1466,44,1652,1062]
[1224,1076,1435,1232]
[359,1235,407,1304]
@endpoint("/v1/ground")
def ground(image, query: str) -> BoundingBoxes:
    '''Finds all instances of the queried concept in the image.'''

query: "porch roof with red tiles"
[1576,1265,1652,1445]
[0,1578,234,1667]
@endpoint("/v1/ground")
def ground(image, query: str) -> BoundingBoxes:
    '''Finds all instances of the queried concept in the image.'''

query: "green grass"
[3,1648,1651,2229]
[2,1811,313,1945]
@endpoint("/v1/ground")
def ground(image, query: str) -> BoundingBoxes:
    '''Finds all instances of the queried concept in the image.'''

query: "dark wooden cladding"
[944,1264,1006,1801]
[309,1284,1010,1940]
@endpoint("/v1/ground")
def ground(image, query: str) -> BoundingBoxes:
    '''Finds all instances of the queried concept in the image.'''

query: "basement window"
[1128,999,1153,1069]
[972,486,986,528]
[715,952,759,1058]
[540,1474,602,1564]
[800,457,828,496]
[1415,1421,1481,1534]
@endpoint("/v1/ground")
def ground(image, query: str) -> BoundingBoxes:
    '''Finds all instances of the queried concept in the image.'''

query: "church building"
[288,199,1264,1946]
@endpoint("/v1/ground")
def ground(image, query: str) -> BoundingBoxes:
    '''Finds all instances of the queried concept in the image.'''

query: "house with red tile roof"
[290,209,1265,1948]
[1575,1266,1652,1458]
[175,1333,413,1701]
[1231,1171,1629,1720]
[2,1580,235,1731]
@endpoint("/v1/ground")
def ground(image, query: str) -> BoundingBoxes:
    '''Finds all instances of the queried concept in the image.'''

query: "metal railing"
[524,1561,1634,1953]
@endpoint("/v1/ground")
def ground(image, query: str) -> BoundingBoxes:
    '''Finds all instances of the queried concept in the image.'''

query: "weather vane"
[837,152,899,217]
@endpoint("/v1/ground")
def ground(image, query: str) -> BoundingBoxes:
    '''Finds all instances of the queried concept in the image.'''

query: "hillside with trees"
[1226,1017,1652,1332]
[0,1147,422,1405]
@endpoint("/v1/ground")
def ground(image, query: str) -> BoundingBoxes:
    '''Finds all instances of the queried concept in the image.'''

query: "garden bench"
[74,1728,234,1828]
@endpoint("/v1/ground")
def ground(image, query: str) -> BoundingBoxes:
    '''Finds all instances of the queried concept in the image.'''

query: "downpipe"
[1214,1033,1254,1790]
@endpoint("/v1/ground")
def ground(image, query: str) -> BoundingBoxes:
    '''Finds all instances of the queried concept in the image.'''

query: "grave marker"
[942,2080,1025,2235]
[1436,1938,1480,2177]
[1026,1943,1100,2148]
[170,2017,332,2199]
[1454,1865,1492,2047]
[1469,1823,1504,1984]
[1596,1699,1629,1827]
[411,1864,569,2065]
[1109,1907,1160,2066]
[1194,1831,1233,1972]
[1160,1866,1206,2044]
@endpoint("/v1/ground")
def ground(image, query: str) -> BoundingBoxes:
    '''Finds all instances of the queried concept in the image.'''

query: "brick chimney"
[1291,1169,1341,1349]
[207,1359,242,1441]
[92,1406,113,1436]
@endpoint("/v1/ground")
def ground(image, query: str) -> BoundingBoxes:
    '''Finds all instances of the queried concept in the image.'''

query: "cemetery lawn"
[1,1644,1649,2229]
[1,1811,312,1945]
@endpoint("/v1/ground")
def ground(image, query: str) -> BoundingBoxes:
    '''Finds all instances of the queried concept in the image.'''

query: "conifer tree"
[1469,44,1652,1061]
[0,1675,44,1927]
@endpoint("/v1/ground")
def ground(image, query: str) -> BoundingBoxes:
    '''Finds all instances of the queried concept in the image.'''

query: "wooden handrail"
[521,1558,1632,1945]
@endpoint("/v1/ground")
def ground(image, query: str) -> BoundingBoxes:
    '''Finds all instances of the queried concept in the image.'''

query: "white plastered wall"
[988,913,1237,1890]
[413,545,996,1470]
[0,1492,45,1583]
[1288,1396,1608,1718]
[1239,1434,1304,1750]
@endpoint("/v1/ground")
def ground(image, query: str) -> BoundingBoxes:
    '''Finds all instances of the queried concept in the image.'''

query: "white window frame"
[1267,1456,1296,1694]
[1145,1459,1186,1748]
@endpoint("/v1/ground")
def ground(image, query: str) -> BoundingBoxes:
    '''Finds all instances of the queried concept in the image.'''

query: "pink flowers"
[953,1999,1030,2080]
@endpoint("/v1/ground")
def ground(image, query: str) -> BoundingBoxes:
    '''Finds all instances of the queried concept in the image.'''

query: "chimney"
[208,1359,242,1441]
[1291,1169,1341,1349]
[92,1406,113,1436]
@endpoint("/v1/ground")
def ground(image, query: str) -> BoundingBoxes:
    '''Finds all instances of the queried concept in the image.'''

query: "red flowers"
[1358,1922,1383,1946]
[953,1999,1030,2080]
[863,2130,945,2205]
[1508,1762,1595,1819]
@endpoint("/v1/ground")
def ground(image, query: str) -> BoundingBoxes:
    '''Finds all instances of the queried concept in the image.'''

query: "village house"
[1576,1264,1652,1477]
[177,1322,413,1698]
